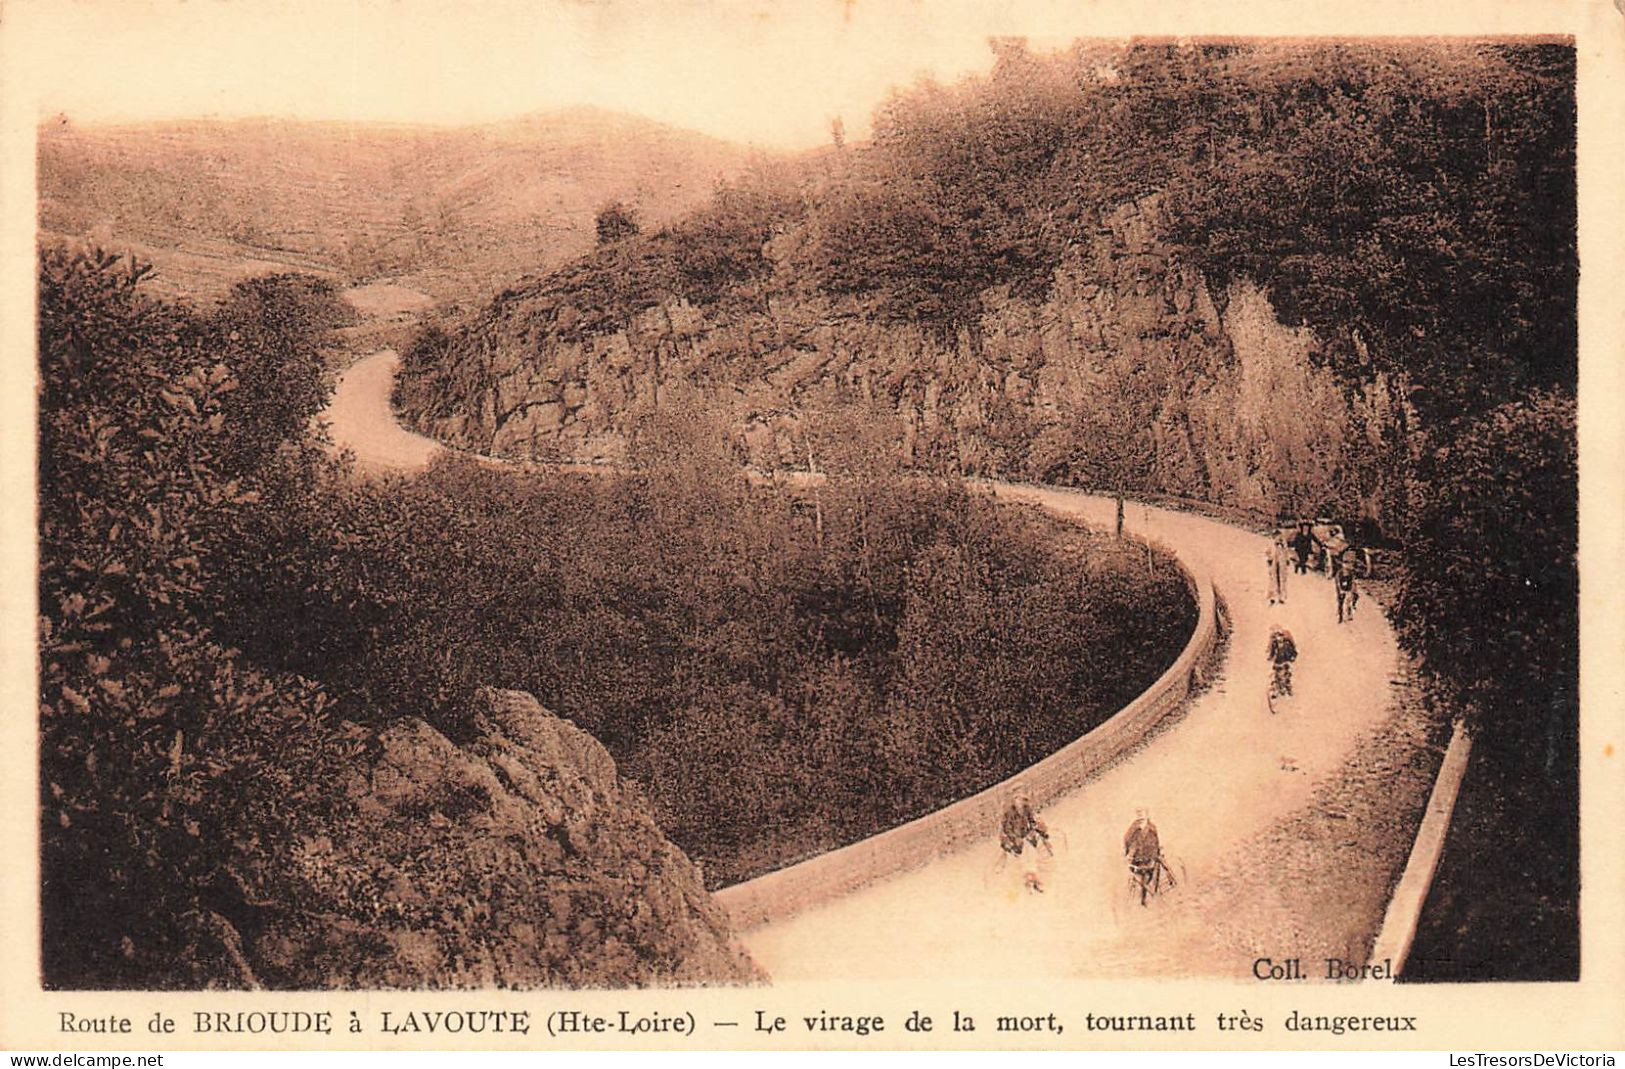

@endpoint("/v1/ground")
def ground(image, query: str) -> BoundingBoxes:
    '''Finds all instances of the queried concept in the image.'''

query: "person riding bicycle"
[1000,788,1050,892]
[1335,561,1359,623]
[1267,625,1298,702]
[1123,809,1162,905]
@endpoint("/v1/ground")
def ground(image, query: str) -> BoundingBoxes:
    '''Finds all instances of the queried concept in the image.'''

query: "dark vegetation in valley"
[224,449,1194,887]
[38,248,1193,984]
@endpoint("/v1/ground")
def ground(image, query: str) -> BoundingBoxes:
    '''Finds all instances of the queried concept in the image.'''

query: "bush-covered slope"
[398,41,1571,518]
[399,191,1404,525]
[38,250,755,988]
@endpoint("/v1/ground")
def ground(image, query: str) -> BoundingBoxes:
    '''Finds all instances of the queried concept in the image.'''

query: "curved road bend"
[325,349,1405,980]
[323,349,443,474]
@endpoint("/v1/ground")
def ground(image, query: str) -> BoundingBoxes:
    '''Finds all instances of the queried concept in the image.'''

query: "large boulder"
[239,689,760,988]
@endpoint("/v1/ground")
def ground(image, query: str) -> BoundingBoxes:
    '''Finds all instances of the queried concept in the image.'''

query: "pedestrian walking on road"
[1266,535,1289,604]
[1289,523,1315,575]
[1326,534,1351,583]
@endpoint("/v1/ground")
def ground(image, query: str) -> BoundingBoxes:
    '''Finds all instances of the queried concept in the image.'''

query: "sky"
[4,0,1044,150]
[3,0,1583,151]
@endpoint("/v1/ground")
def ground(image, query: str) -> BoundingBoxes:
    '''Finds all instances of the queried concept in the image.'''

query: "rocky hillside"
[396,40,1570,531]
[188,689,759,989]
[398,191,1404,520]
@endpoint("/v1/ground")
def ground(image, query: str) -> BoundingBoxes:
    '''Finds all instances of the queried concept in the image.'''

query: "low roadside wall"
[1368,720,1474,974]
[715,506,1219,931]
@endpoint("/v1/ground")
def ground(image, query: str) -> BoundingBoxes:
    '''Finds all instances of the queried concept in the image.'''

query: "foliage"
[402,40,1573,506]
[206,273,356,473]
[884,519,1190,811]
[1386,401,1577,986]
[665,181,794,307]
[39,249,765,989]
[1385,393,1578,981]
[594,201,642,245]
[37,248,352,987]
[787,173,991,327]
[220,432,1195,886]
[1158,43,1576,427]
[1392,393,1577,763]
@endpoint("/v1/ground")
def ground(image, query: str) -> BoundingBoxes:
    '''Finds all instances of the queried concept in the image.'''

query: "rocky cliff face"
[402,193,1402,519]
[192,689,758,988]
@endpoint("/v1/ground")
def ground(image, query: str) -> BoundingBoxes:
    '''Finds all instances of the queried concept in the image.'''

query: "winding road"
[324,349,1412,981]
[322,349,443,474]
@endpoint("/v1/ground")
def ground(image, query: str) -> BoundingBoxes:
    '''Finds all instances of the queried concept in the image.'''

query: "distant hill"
[38,108,761,305]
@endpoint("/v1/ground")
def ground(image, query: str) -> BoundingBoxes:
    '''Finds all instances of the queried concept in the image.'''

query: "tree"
[594,201,642,246]
[37,248,350,987]
[1391,391,1578,980]
[1393,392,1576,764]
[208,273,354,475]
[1044,346,1163,537]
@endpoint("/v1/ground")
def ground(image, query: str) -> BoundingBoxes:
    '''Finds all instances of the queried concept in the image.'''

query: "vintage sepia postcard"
[1,0,1622,1054]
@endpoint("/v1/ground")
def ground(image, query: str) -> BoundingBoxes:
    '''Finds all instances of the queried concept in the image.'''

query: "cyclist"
[1000,787,1051,893]
[1335,561,1359,623]
[1267,625,1298,709]
[1123,809,1163,906]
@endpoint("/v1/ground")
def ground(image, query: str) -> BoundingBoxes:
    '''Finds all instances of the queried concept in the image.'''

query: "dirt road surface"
[323,350,444,474]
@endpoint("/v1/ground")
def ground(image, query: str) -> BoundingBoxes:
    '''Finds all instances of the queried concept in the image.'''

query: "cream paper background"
[1,0,1621,1051]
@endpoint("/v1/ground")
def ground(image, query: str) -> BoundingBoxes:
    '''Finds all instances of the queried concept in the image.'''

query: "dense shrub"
[666,182,795,307]
[594,201,642,246]
[1394,393,1578,762]
[1389,393,1578,981]
[37,249,353,987]
[205,274,356,473]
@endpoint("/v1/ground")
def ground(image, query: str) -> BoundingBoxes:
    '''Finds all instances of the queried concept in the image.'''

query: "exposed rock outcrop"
[233,689,760,988]
[401,193,1403,520]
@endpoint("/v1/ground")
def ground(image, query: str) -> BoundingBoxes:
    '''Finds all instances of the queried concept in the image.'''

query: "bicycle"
[1266,659,1292,714]
[1125,851,1184,908]
[985,827,1068,895]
